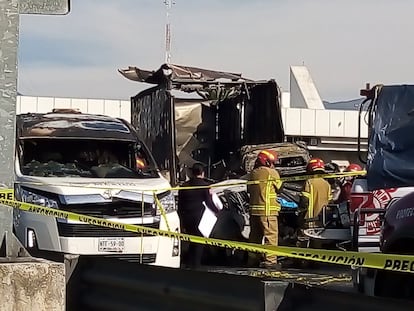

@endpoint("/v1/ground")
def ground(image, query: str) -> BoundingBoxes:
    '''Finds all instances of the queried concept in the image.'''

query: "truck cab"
[352,85,414,299]
[13,109,180,268]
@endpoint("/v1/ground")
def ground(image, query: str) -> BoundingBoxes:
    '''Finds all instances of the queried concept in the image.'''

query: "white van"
[13,109,180,268]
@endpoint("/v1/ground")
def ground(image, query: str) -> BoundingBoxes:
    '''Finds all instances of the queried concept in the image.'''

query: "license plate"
[98,238,125,253]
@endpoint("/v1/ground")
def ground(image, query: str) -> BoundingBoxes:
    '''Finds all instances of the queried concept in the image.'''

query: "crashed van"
[13,109,180,268]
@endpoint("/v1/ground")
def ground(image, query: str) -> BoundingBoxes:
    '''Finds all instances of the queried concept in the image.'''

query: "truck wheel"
[352,268,364,293]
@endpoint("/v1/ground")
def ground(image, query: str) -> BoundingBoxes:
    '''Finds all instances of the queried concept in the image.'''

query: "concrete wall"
[16,94,369,167]
[16,95,368,139]
[16,95,131,122]
[281,108,368,139]
[280,91,291,108]
[0,258,65,311]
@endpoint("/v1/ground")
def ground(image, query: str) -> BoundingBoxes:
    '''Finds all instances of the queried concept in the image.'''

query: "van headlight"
[157,193,176,214]
[19,188,59,208]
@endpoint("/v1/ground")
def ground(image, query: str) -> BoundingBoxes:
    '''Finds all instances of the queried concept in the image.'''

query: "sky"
[17,0,414,102]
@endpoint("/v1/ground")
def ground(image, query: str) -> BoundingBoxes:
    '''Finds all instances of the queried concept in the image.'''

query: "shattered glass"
[22,160,92,177]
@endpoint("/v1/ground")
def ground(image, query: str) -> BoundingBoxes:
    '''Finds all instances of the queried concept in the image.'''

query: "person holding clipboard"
[177,163,220,268]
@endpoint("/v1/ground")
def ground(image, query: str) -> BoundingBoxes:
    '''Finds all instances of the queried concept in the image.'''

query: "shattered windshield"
[19,139,159,178]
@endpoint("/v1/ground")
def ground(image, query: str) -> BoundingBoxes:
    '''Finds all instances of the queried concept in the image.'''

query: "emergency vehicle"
[351,85,414,299]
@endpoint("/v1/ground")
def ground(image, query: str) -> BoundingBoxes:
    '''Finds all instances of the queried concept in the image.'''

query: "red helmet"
[307,158,325,173]
[256,150,278,167]
[345,163,362,172]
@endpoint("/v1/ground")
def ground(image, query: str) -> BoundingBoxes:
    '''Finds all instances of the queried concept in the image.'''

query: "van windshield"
[19,139,159,178]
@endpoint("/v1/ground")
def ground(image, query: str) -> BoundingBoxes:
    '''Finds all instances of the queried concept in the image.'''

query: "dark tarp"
[367,85,414,190]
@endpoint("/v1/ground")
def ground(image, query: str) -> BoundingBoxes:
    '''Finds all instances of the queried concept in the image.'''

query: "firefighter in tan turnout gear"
[247,150,282,269]
[304,158,332,222]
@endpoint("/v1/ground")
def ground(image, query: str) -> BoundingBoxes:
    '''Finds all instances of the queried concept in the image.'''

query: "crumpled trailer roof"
[119,63,256,86]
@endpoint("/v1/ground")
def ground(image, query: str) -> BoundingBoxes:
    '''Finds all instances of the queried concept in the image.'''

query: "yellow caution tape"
[11,170,366,192]
[0,189,14,200]
[1,191,414,274]
[152,191,170,231]
[7,170,365,240]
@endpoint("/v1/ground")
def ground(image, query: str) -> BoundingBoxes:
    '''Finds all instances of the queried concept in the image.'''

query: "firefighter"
[337,163,363,204]
[247,150,282,269]
[294,158,332,269]
[303,158,332,221]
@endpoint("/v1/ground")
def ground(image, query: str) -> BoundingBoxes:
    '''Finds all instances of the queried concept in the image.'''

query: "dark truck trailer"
[119,63,288,185]
[119,64,313,266]
[352,85,414,299]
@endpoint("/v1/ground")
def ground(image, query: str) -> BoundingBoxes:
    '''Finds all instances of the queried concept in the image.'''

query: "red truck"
[351,84,414,299]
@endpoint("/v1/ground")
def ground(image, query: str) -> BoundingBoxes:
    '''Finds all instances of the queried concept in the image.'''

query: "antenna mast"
[164,0,174,64]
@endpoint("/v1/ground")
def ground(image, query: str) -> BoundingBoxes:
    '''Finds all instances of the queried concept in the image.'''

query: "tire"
[352,268,365,293]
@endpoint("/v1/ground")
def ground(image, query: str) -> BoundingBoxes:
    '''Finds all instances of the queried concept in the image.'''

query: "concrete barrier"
[67,256,289,311]
[278,283,414,311]
[0,258,65,311]
[68,256,414,311]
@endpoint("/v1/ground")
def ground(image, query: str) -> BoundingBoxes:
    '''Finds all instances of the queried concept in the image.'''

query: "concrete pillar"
[0,258,65,311]
[0,2,69,311]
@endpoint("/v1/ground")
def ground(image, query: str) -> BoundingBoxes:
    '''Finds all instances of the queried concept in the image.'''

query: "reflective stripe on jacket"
[303,177,331,219]
[248,166,281,216]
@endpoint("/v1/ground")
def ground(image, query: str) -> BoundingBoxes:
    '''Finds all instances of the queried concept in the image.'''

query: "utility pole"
[0,0,70,257]
[164,0,174,64]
